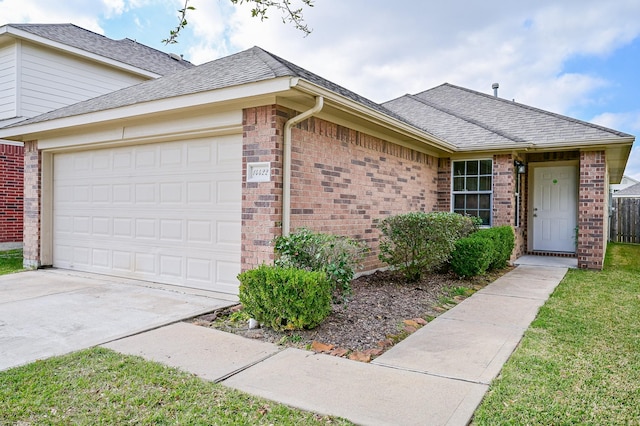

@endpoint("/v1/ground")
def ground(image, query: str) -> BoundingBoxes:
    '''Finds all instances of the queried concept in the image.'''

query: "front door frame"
[528,160,579,253]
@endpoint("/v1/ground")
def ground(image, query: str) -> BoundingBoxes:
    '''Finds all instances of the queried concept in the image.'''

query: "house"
[611,175,639,194]
[612,182,640,198]
[0,46,634,295]
[0,23,193,248]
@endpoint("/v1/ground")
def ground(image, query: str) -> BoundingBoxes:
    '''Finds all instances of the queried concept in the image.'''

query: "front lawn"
[0,347,351,425]
[0,249,23,275]
[472,243,640,424]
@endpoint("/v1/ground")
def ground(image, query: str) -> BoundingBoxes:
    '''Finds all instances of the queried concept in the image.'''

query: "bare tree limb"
[164,0,313,45]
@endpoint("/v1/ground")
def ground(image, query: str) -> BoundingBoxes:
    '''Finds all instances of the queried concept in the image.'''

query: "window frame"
[451,158,493,226]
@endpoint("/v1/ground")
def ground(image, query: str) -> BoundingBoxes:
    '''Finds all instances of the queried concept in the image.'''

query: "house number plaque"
[247,162,271,182]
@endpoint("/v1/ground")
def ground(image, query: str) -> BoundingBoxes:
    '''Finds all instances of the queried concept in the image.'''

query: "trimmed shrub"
[450,226,515,277]
[450,235,494,277]
[378,212,479,282]
[273,228,368,298]
[238,265,332,331]
[474,226,515,270]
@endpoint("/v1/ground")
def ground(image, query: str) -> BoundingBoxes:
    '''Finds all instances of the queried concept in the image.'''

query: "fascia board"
[291,79,457,153]
[0,77,293,140]
[531,137,635,150]
[3,26,161,79]
[454,137,635,154]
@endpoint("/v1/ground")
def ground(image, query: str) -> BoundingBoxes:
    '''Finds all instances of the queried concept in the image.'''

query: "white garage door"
[52,136,242,294]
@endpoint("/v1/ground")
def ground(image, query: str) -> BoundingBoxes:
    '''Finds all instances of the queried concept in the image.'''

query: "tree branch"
[164,0,313,44]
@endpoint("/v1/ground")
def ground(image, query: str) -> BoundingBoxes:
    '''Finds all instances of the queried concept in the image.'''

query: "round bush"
[238,265,332,331]
[450,236,493,277]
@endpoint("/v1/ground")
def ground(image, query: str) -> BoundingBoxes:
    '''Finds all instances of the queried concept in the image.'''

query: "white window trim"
[450,158,493,227]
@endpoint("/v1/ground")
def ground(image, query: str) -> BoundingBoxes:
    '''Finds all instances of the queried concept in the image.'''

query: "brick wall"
[240,105,440,273]
[436,158,451,212]
[0,143,24,244]
[23,141,41,268]
[577,150,606,269]
[288,117,439,271]
[241,105,287,271]
[492,154,515,227]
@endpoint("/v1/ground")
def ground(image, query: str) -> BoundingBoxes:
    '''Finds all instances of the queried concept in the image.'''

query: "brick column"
[241,105,289,271]
[492,154,515,226]
[578,151,606,269]
[436,158,451,212]
[23,141,41,268]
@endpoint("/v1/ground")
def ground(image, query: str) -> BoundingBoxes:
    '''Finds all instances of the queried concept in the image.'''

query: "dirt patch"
[188,268,511,361]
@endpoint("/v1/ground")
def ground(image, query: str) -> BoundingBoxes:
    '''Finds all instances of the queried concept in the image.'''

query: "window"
[452,159,492,226]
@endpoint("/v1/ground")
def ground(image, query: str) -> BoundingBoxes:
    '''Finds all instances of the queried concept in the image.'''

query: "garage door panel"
[55,215,239,247]
[56,179,240,208]
[53,137,242,294]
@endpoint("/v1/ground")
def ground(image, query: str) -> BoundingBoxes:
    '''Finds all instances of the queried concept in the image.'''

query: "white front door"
[532,165,577,252]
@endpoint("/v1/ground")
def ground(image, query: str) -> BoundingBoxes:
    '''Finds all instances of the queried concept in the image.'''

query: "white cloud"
[191,0,640,117]
[3,0,640,125]
[591,111,640,133]
[0,0,106,33]
[102,0,126,17]
[591,112,640,181]
[182,0,234,64]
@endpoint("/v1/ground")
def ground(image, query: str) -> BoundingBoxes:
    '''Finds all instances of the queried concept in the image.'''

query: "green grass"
[472,243,640,425]
[0,249,23,275]
[0,347,351,425]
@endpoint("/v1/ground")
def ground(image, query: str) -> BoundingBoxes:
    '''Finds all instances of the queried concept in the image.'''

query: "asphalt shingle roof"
[5,45,634,152]
[383,83,633,149]
[11,46,401,127]
[614,182,640,197]
[8,23,193,76]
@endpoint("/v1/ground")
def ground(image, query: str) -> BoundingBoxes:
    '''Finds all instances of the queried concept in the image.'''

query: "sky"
[1,0,639,180]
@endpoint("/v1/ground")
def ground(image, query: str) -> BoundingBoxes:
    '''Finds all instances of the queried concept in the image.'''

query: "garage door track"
[0,269,234,371]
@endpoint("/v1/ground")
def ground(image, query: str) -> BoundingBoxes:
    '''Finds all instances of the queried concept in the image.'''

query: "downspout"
[282,96,324,236]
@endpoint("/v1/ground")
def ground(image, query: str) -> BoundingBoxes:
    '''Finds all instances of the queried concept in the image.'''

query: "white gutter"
[282,96,324,236]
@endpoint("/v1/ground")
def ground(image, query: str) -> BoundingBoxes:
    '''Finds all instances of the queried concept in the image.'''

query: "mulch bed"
[188,268,510,362]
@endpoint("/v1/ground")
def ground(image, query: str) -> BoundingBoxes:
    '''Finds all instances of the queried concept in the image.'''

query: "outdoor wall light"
[514,160,526,174]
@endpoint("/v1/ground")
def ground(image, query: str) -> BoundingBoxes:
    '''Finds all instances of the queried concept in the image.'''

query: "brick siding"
[436,158,451,212]
[577,150,606,269]
[241,105,439,272]
[241,105,288,270]
[289,117,439,271]
[492,154,515,227]
[0,144,24,244]
[23,141,41,268]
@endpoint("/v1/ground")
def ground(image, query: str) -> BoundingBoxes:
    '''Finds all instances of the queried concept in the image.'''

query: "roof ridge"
[247,47,411,125]
[440,83,634,138]
[249,46,296,77]
[406,93,526,143]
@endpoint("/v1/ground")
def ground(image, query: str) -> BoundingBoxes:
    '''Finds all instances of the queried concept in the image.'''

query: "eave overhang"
[0,25,161,79]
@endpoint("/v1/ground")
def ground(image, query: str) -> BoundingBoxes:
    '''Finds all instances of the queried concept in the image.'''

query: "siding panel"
[0,44,17,120]
[19,42,145,117]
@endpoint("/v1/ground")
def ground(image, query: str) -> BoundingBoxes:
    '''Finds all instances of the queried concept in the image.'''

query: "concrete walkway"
[104,264,568,425]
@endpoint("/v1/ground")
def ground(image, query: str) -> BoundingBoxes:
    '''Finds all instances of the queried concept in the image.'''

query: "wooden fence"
[610,198,640,243]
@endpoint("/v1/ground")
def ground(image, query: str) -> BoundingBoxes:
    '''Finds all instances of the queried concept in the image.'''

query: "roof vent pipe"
[492,83,499,97]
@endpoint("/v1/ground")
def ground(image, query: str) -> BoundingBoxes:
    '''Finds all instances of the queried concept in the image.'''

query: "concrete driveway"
[0,269,235,371]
